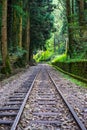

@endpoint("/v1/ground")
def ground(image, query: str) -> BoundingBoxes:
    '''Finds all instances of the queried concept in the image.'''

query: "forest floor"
[0,64,87,129]
[0,65,29,81]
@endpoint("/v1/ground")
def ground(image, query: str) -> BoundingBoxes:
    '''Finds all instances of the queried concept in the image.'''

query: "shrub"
[51,53,67,63]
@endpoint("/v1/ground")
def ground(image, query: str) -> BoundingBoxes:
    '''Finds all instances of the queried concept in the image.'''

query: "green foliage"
[51,53,87,64]
[13,4,28,28]
[45,35,54,51]
[12,47,27,67]
[30,0,55,52]
[34,50,53,62]
[13,5,24,16]
[8,46,27,68]
[14,57,26,68]
[15,47,27,58]
[9,46,27,57]
[0,0,87,74]
[51,53,67,63]
[58,42,66,54]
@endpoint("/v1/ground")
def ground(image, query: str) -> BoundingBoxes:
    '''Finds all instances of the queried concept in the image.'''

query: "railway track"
[0,68,41,130]
[0,65,86,130]
[47,69,86,130]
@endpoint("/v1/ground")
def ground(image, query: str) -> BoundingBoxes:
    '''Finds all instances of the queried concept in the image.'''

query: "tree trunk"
[54,34,56,53]
[66,0,73,58]
[29,47,33,63]
[1,0,11,74]
[1,0,7,67]
[78,0,85,37]
[12,5,19,50]
[26,16,30,63]
[79,0,84,25]
[7,0,13,48]
[18,0,23,48]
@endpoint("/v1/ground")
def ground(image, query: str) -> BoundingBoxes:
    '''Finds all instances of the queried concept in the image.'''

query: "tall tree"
[26,15,30,63]
[1,0,8,67]
[66,0,73,58]
[7,0,13,48]
[18,0,23,48]
[79,0,84,26]
[23,1,30,63]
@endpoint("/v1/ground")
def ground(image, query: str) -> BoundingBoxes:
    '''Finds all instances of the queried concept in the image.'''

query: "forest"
[0,0,87,81]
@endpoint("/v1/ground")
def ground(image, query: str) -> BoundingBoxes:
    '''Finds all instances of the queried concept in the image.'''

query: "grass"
[62,73,87,88]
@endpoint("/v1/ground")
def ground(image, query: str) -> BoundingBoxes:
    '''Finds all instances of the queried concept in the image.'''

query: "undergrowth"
[51,53,67,63]
[34,50,53,62]
[34,51,87,63]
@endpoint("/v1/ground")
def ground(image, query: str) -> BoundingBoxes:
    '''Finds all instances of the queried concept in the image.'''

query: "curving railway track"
[0,65,86,130]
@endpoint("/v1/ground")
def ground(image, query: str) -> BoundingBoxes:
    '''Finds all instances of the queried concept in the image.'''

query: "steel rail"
[10,69,41,130]
[47,70,86,130]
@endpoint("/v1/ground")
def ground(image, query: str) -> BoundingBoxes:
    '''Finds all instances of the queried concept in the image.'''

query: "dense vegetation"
[0,0,54,75]
[0,0,87,80]
[35,0,87,62]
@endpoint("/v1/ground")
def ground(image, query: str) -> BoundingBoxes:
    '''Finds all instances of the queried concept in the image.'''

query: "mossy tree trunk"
[1,0,7,67]
[1,0,11,74]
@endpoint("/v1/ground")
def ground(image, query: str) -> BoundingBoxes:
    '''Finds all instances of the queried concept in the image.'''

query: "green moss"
[52,60,87,79]
[6,55,12,74]
[52,65,87,88]
[1,55,12,74]
[52,64,87,84]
